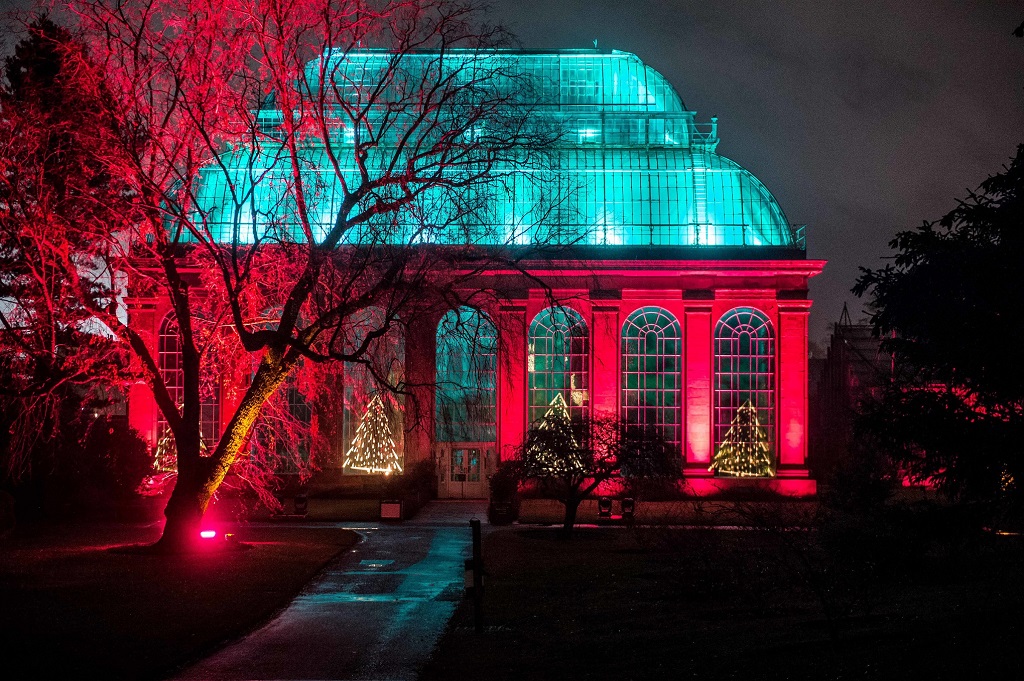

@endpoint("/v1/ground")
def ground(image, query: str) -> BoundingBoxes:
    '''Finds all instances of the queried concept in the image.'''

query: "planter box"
[306,498,380,521]
[380,499,404,520]
[487,500,520,525]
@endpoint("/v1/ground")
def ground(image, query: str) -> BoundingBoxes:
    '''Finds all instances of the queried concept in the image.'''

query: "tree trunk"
[157,436,209,552]
[560,498,581,539]
[159,466,209,551]
[156,354,292,551]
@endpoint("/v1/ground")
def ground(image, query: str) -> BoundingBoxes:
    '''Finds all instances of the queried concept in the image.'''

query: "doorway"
[437,444,495,498]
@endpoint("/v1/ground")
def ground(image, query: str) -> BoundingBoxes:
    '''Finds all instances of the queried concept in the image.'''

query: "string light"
[709,400,775,477]
[344,394,403,475]
[525,394,586,475]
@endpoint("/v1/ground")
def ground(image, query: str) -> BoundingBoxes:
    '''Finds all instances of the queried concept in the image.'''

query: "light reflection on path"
[172,501,486,681]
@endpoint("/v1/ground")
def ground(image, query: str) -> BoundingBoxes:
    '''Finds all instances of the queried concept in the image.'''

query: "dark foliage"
[0,16,135,484]
[854,145,1024,504]
[517,410,680,536]
[488,459,523,502]
[1,396,152,520]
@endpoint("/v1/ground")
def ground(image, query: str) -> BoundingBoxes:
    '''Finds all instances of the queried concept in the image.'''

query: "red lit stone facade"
[127,256,823,498]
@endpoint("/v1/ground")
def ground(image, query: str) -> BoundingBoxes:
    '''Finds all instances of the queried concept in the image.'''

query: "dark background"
[3,0,1023,344]
[489,0,1024,345]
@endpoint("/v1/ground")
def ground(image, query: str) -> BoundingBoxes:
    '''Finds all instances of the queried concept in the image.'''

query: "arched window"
[157,313,221,448]
[341,307,405,475]
[436,307,497,443]
[621,307,681,448]
[252,359,314,474]
[528,307,589,423]
[713,307,775,475]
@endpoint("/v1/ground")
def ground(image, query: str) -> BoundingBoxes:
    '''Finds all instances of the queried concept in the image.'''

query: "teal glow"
[435,308,496,442]
[192,50,803,250]
[621,306,681,445]
[528,307,589,423]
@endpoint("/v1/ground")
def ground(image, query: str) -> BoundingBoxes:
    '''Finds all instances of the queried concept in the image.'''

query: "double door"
[437,443,495,499]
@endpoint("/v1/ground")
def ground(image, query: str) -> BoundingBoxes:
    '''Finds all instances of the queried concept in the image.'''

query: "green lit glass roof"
[310,49,688,112]
[192,50,803,250]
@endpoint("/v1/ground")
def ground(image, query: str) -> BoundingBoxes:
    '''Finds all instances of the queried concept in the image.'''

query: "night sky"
[3,0,1023,344]
[488,0,1024,345]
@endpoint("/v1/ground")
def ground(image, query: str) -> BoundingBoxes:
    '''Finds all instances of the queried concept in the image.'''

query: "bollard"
[621,497,635,522]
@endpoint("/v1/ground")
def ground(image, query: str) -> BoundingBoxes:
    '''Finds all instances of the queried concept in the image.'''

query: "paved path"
[174,500,487,681]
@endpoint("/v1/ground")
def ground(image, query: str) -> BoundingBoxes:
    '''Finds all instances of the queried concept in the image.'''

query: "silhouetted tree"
[0,17,135,484]
[854,145,1024,503]
[518,398,680,537]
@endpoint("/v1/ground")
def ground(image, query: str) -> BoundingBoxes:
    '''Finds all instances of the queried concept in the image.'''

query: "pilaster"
[591,303,620,419]
[496,304,527,461]
[683,303,713,471]
[126,299,158,446]
[403,310,441,467]
[777,300,812,471]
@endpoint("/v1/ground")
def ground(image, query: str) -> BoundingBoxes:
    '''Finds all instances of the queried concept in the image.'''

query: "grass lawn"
[0,521,358,680]
[423,525,1024,680]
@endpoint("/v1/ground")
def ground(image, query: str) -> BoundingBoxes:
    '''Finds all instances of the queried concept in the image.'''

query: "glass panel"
[468,448,480,483]
[157,314,220,448]
[190,51,799,250]
[528,307,589,423]
[713,307,775,475]
[341,307,405,475]
[436,308,497,442]
[451,449,467,482]
[620,307,681,448]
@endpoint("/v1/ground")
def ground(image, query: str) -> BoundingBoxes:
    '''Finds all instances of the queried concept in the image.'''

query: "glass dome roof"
[193,50,803,251]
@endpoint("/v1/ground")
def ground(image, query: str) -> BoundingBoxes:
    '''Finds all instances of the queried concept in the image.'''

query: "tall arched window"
[621,307,681,448]
[714,307,775,473]
[252,358,313,474]
[528,307,589,423]
[341,307,405,475]
[157,313,221,447]
[436,307,497,443]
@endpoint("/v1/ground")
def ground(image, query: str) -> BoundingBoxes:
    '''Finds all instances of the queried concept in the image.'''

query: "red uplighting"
[199,530,217,539]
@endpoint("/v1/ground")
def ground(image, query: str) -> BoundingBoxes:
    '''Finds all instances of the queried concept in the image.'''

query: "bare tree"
[26,0,566,549]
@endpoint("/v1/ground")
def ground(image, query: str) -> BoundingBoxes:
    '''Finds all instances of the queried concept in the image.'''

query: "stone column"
[683,303,713,473]
[591,303,620,419]
[777,300,812,472]
[126,299,158,446]
[403,310,441,468]
[496,304,527,462]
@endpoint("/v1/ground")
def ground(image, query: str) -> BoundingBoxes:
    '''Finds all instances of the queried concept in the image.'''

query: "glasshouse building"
[127,49,824,499]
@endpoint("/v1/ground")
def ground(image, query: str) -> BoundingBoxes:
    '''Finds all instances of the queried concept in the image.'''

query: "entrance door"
[437,444,495,498]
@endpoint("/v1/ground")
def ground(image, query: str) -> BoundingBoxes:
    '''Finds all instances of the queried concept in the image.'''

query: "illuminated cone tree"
[344,395,403,475]
[710,400,775,477]
[528,394,585,476]
[518,393,680,537]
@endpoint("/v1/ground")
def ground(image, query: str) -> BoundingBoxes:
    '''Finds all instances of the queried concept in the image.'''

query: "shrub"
[489,460,523,502]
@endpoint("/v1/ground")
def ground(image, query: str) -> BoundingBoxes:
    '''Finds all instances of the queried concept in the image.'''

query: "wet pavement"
[173,500,488,681]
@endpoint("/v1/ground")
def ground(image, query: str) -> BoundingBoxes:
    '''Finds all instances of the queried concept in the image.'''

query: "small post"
[470,518,483,633]
[621,497,635,523]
